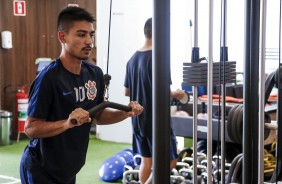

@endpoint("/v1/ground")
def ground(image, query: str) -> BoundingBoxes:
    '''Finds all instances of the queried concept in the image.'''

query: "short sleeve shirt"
[24,59,104,182]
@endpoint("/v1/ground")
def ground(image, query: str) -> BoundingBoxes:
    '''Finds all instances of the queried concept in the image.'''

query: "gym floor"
[0,135,131,184]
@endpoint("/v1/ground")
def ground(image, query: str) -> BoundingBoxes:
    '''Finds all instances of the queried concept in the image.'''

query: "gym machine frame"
[152,0,281,183]
[176,0,276,183]
[152,0,171,183]
[181,0,237,183]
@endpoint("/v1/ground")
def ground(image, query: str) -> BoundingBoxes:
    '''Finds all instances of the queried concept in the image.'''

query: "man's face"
[61,20,95,60]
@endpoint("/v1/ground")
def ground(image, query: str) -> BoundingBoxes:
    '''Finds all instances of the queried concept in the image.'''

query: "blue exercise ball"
[122,147,133,153]
[99,155,126,182]
[115,150,134,168]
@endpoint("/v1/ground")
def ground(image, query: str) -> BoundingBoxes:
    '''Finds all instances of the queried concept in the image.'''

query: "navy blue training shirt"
[23,59,104,183]
[124,50,153,137]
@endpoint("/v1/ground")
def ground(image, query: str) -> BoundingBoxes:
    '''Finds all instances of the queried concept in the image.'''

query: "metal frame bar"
[152,0,171,183]
[192,1,199,183]
[258,0,267,183]
[243,0,261,183]
[207,0,214,183]
[220,0,227,182]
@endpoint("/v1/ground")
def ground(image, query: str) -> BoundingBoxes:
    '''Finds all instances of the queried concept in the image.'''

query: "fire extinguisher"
[16,85,28,133]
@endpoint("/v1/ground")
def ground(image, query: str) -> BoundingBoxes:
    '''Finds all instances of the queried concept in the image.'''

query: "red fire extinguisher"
[16,85,28,135]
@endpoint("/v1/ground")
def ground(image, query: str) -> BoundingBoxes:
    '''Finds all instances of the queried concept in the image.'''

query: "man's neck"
[139,38,152,51]
[59,54,82,75]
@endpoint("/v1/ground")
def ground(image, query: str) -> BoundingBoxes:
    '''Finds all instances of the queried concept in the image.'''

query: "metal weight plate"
[227,153,243,183]
[227,104,239,143]
[231,155,243,183]
[235,105,244,144]
[264,112,271,140]
[231,105,243,144]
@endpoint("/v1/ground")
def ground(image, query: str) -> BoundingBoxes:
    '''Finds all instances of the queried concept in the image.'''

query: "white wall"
[95,0,193,143]
[96,0,152,143]
[95,0,280,143]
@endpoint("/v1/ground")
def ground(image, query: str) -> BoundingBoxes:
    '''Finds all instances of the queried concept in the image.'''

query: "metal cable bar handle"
[70,101,132,125]
[104,0,113,101]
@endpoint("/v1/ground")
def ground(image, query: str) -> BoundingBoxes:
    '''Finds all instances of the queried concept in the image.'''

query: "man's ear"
[58,31,66,43]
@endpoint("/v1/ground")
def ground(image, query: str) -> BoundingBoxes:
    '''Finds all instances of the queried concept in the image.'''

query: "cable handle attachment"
[104,74,112,101]
[70,101,132,125]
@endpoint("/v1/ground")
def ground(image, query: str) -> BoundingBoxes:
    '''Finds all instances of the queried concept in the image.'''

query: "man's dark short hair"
[144,18,152,39]
[57,6,95,32]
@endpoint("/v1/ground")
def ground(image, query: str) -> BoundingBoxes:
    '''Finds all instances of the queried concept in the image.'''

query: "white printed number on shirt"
[74,80,97,102]
[74,87,86,102]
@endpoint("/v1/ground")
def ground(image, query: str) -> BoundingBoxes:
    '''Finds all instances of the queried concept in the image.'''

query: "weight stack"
[182,61,237,86]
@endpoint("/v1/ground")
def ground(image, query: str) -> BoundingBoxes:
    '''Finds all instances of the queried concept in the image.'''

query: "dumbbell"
[191,152,207,164]
[212,169,230,183]
[176,162,190,171]
[133,154,142,169]
[181,157,194,166]
[170,175,186,184]
[171,168,179,176]
[178,147,193,162]
[178,168,202,184]
[190,165,207,176]
[201,171,214,184]
[122,168,139,184]
[178,168,193,180]
[200,159,216,171]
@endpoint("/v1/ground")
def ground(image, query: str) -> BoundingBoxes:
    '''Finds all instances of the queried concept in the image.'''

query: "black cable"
[106,0,113,75]
[104,0,113,100]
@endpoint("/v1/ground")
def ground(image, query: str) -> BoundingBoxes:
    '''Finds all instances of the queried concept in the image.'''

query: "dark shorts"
[132,129,178,160]
[20,148,75,184]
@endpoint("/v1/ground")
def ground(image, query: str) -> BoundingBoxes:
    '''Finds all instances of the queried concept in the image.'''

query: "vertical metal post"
[259,0,267,183]
[220,0,227,183]
[220,0,227,47]
[194,0,198,47]
[243,0,260,183]
[273,0,282,180]
[192,87,198,184]
[275,0,282,179]
[276,68,282,180]
[207,0,214,183]
[192,1,199,183]
[243,0,251,181]
[152,0,171,183]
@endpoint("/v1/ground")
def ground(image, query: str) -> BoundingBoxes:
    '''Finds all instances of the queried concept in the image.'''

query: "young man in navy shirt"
[124,18,185,184]
[20,6,143,184]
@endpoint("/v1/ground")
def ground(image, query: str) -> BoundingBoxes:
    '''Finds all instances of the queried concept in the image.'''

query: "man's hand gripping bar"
[70,101,132,125]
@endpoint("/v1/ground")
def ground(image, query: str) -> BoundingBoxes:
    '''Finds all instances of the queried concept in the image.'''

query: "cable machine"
[97,0,282,183]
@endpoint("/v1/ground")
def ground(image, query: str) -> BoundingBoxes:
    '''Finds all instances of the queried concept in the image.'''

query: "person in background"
[124,18,185,184]
[20,6,143,184]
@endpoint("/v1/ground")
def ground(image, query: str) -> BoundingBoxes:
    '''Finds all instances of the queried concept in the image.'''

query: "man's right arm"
[25,108,92,138]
